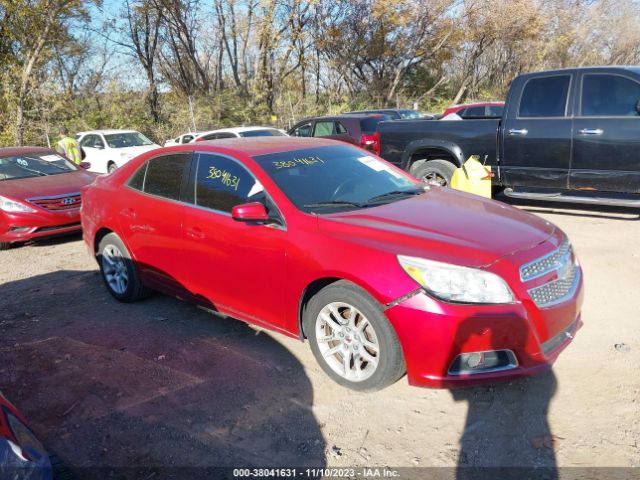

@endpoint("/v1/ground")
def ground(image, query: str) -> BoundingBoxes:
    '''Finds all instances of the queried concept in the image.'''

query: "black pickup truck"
[378,66,640,207]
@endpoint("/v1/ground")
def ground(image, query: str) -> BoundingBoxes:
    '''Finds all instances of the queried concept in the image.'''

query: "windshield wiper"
[11,163,48,176]
[366,189,424,204]
[304,200,368,209]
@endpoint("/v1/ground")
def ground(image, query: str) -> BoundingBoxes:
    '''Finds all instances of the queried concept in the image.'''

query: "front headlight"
[0,196,36,213]
[397,255,515,304]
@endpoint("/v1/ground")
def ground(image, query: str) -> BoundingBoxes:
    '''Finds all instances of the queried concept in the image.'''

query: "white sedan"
[77,130,160,174]
[193,126,287,141]
[163,132,201,147]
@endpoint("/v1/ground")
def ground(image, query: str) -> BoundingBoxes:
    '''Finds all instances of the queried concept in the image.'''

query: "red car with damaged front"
[0,147,96,250]
[81,137,583,391]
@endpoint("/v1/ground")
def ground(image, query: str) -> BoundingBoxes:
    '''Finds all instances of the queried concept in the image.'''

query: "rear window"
[519,75,570,118]
[239,129,285,137]
[134,153,190,201]
[360,116,392,133]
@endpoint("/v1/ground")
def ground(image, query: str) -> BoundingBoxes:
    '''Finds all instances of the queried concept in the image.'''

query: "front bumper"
[385,279,583,388]
[0,209,81,245]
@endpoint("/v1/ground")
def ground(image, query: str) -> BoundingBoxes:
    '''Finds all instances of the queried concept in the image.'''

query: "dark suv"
[288,114,392,154]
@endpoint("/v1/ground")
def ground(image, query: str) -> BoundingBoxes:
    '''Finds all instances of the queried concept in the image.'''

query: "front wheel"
[304,281,405,391]
[97,233,150,302]
[107,162,117,174]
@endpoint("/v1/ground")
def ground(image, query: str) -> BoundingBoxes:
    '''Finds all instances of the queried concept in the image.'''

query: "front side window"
[0,152,77,181]
[195,154,265,213]
[461,106,485,118]
[519,75,570,118]
[292,123,311,137]
[253,145,421,213]
[581,74,640,117]
[142,153,190,200]
[80,135,104,149]
[104,132,154,148]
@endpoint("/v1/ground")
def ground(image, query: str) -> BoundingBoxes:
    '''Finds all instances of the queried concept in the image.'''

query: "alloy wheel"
[315,302,380,382]
[101,244,129,295]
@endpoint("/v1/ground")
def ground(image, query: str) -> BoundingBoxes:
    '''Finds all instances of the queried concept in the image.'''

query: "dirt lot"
[1,199,639,479]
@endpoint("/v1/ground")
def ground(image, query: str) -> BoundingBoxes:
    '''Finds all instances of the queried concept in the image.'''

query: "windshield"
[253,145,423,213]
[399,110,422,119]
[239,129,286,138]
[104,132,154,148]
[0,153,77,181]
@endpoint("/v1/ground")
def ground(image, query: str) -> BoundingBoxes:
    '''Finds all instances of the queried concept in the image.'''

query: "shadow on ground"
[0,269,326,479]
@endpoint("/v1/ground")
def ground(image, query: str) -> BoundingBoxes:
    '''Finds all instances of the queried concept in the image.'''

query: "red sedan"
[82,138,582,391]
[0,147,96,249]
[0,390,52,479]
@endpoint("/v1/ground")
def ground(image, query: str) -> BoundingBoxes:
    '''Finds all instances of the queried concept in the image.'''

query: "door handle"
[508,128,528,136]
[185,226,205,240]
[578,128,604,135]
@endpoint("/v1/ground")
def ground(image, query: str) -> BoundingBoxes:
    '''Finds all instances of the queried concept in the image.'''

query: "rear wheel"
[304,281,405,391]
[97,233,150,302]
[413,159,456,187]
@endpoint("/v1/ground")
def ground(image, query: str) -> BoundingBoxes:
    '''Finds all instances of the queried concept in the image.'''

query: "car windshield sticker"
[272,156,325,169]
[207,166,240,191]
[357,156,404,178]
[40,154,63,162]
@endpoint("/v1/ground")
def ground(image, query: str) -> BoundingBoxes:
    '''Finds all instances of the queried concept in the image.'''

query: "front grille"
[528,263,580,308]
[36,222,81,233]
[520,241,572,281]
[28,192,81,211]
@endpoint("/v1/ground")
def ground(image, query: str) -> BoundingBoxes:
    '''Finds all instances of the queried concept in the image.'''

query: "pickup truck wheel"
[304,280,406,392]
[413,160,456,187]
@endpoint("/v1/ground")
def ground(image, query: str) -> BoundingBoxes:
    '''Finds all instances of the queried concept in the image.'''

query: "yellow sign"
[450,156,493,198]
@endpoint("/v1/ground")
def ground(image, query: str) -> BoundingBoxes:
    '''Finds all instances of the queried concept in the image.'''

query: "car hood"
[0,170,97,200]
[319,188,557,268]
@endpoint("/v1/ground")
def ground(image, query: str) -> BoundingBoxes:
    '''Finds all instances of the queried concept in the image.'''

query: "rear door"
[502,74,573,189]
[119,152,192,294]
[571,71,640,193]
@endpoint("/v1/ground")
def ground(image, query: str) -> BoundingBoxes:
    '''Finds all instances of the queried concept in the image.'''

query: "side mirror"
[231,202,270,223]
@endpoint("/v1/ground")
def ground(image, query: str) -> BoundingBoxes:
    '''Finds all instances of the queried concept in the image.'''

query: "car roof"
[186,136,343,156]
[198,126,281,136]
[77,129,139,135]
[0,146,55,157]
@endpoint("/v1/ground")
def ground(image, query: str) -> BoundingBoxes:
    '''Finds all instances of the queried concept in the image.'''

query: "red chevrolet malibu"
[0,147,96,250]
[82,138,583,391]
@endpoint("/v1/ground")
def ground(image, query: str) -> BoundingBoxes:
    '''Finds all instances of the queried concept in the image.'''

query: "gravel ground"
[0,199,638,479]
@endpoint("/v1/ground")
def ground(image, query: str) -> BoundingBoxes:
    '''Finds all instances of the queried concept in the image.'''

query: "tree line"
[1,0,639,147]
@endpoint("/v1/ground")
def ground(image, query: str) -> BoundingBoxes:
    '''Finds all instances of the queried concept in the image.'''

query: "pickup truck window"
[518,75,570,118]
[581,74,640,117]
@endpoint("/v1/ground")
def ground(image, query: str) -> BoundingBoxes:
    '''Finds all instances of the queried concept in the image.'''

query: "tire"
[303,280,405,392]
[107,162,117,174]
[412,159,456,187]
[0,242,11,251]
[97,232,150,302]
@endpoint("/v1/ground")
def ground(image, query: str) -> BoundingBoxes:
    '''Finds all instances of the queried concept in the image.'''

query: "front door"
[182,152,288,330]
[502,74,573,189]
[571,72,640,193]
